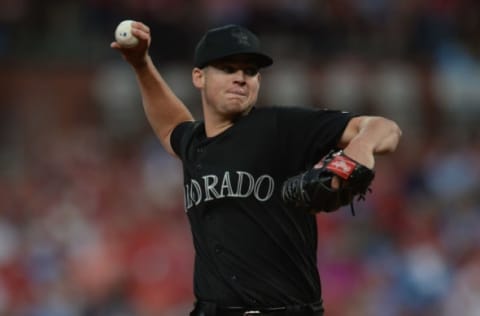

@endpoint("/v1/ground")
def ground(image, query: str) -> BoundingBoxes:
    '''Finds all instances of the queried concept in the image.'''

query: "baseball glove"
[281,150,375,215]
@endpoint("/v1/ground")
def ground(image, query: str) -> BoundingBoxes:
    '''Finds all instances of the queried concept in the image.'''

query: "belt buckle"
[243,311,261,315]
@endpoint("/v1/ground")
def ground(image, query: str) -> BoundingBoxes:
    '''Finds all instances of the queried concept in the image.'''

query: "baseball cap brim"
[197,52,273,69]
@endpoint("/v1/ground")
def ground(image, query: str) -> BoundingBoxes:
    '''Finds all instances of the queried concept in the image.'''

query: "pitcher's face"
[193,57,261,119]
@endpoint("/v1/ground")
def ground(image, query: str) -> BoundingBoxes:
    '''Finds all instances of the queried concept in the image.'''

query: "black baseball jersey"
[171,106,353,307]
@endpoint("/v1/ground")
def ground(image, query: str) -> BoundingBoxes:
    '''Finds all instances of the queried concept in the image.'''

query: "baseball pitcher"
[112,21,401,316]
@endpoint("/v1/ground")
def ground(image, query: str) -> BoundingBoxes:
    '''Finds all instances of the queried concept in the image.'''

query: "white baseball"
[114,20,139,48]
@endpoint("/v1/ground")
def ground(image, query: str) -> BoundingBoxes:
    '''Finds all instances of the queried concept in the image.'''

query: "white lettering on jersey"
[235,171,255,198]
[219,171,234,198]
[183,171,275,211]
[254,175,275,202]
[202,175,220,201]
[185,179,202,209]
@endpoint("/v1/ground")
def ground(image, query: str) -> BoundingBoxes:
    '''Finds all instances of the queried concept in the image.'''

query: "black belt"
[190,300,324,316]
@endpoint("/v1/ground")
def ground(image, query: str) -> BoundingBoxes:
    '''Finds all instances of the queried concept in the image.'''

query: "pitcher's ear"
[192,67,205,89]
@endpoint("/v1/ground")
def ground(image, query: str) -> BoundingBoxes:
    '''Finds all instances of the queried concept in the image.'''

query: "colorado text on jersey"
[184,171,275,210]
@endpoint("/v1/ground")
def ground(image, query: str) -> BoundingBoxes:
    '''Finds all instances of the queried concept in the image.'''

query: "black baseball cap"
[194,24,273,69]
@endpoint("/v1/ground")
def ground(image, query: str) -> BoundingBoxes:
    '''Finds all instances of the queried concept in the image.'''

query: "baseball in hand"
[114,20,139,47]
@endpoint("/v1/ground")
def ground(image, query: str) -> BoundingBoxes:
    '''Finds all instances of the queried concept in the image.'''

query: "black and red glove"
[281,150,375,214]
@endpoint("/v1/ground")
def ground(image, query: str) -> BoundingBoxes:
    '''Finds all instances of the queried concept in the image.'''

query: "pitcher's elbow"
[387,120,402,152]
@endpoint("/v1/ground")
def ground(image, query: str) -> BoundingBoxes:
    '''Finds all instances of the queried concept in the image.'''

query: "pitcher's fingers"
[131,28,150,42]
[132,21,150,34]
[129,21,150,42]
[111,42,121,49]
[331,176,341,190]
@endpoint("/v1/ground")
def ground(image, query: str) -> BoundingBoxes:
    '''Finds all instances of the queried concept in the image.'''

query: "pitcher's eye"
[220,66,236,74]
[244,67,259,76]
[215,65,259,76]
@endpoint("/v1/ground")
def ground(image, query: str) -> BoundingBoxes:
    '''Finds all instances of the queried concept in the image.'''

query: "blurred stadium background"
[1,0,480,315]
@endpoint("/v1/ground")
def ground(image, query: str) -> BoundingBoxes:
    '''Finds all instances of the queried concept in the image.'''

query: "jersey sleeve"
[170,121,195,159]
[276,106,355,172]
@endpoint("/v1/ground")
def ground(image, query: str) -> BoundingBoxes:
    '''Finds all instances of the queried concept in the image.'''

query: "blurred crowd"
[1,0,480,315]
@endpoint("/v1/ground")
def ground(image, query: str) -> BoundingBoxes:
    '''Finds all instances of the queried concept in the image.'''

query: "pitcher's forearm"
[134,56,193,151]
[111,21,193,156]
[354,117,402,154]
[340,116,402,169]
